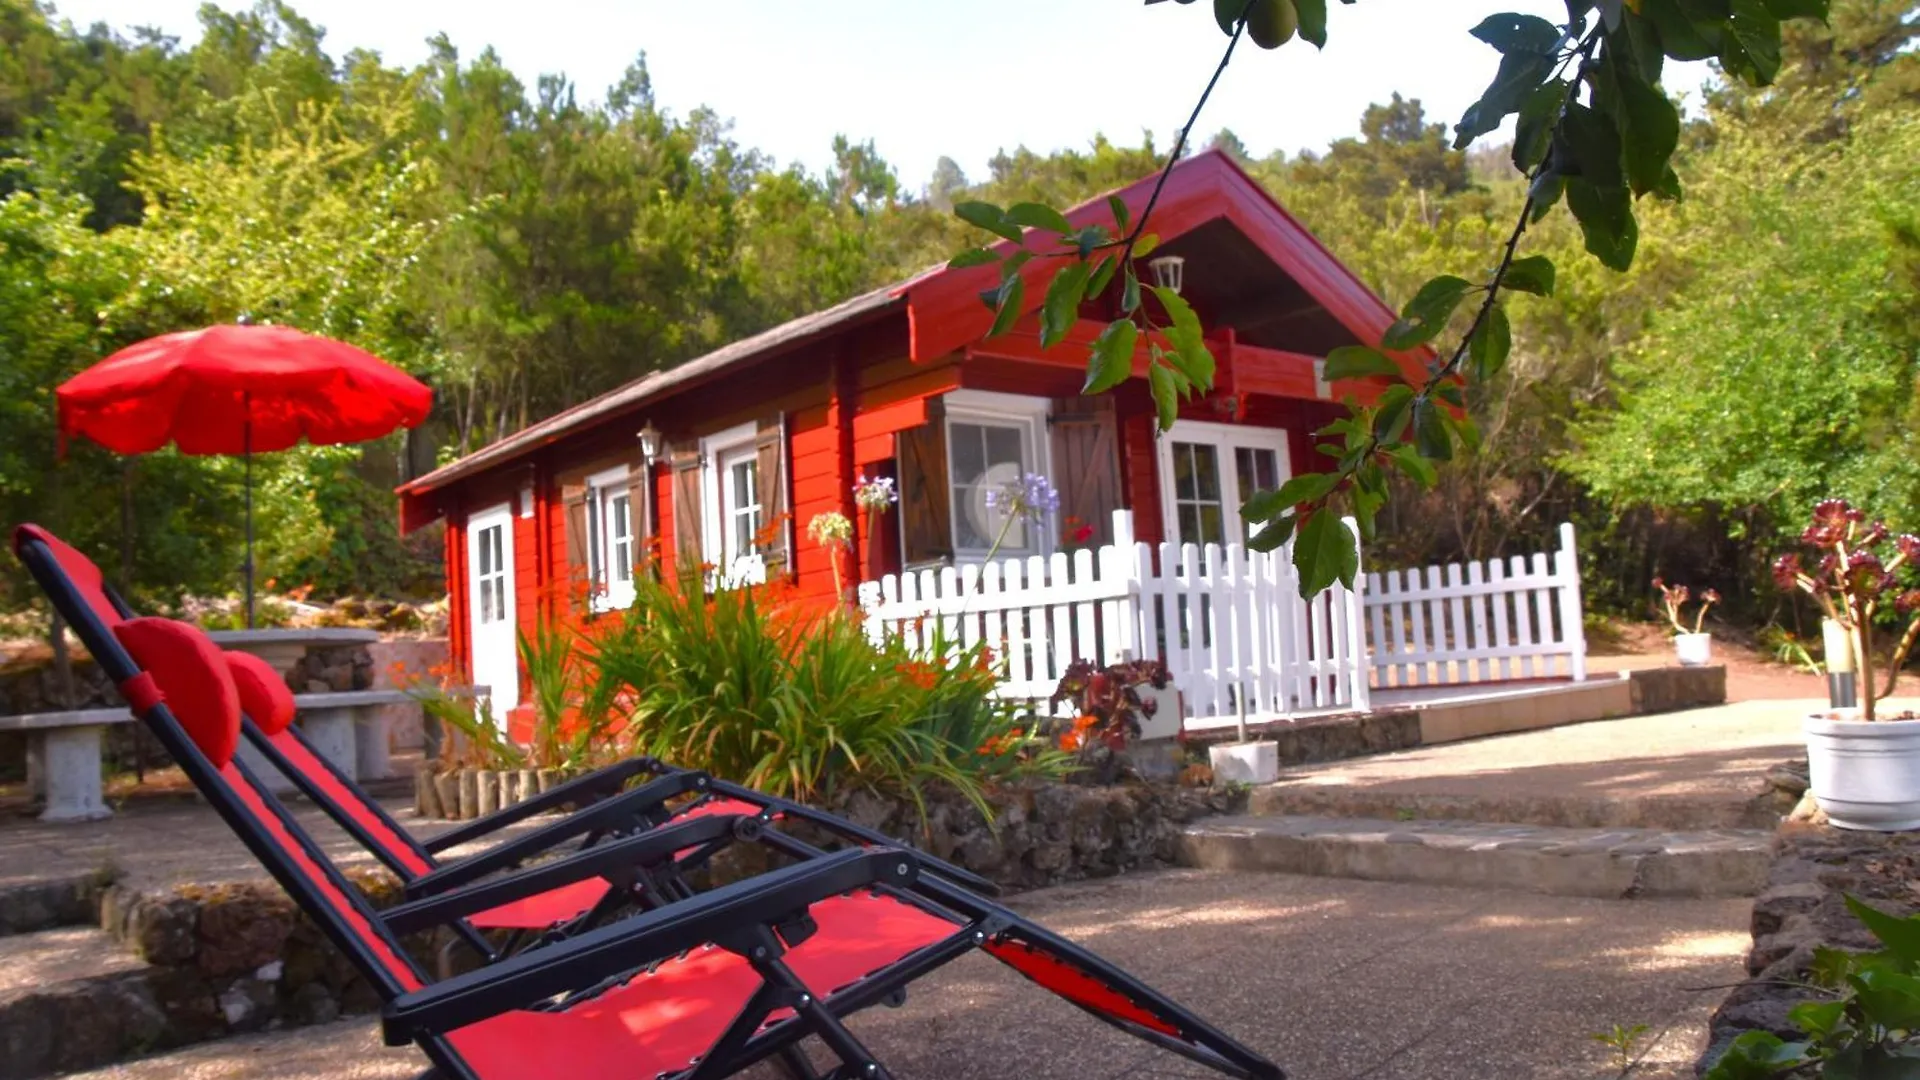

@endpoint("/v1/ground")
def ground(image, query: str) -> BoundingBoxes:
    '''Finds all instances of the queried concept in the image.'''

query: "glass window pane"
[950,422,987,481]
[1177,505,1200,546]
[1173,444,1196,500]
[1236,447,1280,497]
[1198,505,1224,546]
[983,425,1024,469]
[1191,444,1221,501]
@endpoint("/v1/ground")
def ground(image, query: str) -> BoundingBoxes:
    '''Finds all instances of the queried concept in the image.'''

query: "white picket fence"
[1364,522,1586,688]
[857,510,1370,728]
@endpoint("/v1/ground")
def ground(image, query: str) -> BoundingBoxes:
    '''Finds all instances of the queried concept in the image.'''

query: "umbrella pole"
[244,403,255,630]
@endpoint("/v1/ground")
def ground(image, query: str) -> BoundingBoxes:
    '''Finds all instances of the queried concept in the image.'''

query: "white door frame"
[1156,419,1291,548]
[466,503,518,719]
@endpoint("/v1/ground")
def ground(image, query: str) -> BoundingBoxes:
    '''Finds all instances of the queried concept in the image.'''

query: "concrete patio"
[59,868,1748,1080]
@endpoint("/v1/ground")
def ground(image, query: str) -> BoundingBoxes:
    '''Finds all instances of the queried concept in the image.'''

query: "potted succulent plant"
[1654,578,1719,666]
[1774,499,1920,831]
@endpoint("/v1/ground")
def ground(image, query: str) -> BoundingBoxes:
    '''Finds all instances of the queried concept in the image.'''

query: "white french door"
[466,504,518,719]
[1157,420,1291,548]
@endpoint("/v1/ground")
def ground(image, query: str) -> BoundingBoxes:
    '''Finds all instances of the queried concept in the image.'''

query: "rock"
[218,978,277,1031]
[196,888,294,976]
[305,680,331,694]
[1750,882,1824,939]
[1029,840,1072,873]
[284,982,340,1027]
[130,895,199,965]
[1786,791,1827,825]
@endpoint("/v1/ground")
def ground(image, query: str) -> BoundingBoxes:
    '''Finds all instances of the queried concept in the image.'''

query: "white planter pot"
[1209,741,1278,785]
[1674,633,1713,667]
[1134,683,1183,742]
[1804,712,1920,831]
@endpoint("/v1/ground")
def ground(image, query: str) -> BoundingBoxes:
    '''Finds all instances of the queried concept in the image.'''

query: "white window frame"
[1156,419,1291,548]
[585,463,636,611]
[942,389,1054,563]
[700,421,766,587]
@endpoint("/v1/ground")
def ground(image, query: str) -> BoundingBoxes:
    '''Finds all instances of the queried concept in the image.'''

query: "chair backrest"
[12,525,428,1000]
[251,722,436,878]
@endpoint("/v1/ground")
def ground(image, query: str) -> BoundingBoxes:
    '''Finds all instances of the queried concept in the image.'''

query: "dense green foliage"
[584,575,1061,807]
[0,0,1915,631]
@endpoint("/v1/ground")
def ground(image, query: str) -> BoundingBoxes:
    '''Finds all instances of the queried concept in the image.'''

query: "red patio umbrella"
[57,324,432,626]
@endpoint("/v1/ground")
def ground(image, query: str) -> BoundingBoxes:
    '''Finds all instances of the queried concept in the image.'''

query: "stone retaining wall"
[1697,818,1920,1073]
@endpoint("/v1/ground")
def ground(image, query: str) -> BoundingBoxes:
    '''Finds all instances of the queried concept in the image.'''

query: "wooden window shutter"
[561,480,591,592]
[1049,395,1122,547]
[754,413,793,579]
[896,397,953,567]
[669,443,703,572]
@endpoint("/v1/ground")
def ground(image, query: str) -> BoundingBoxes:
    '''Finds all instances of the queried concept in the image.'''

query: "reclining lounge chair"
[15,523,1285,1080]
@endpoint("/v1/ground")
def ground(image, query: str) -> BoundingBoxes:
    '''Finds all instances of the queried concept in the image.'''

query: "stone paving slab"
[1181,814,1772,898]
[1260,699,1818,825]
[0,926,145,996]
[58,869,1750,1080]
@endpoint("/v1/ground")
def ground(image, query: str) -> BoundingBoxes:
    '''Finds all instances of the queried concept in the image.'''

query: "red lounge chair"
[16,524,1284,1080]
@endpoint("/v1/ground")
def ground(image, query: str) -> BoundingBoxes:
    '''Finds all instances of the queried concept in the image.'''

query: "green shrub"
[588,572,1064,812]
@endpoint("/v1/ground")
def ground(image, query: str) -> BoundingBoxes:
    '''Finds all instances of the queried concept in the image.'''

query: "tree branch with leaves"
[953,0,1831,596]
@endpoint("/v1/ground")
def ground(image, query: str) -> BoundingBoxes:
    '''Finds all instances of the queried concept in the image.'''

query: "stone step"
[0,926,165,1080]
[1248,783,1781,832]
[0,870,113,936]
[1179,814,1772,899]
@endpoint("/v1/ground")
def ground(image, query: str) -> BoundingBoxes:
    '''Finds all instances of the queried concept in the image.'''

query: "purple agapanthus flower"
[988,472,1059,523]
[852,473,898,513]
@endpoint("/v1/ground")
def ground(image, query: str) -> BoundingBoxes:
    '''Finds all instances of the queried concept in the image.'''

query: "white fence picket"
[858,510,1583,729]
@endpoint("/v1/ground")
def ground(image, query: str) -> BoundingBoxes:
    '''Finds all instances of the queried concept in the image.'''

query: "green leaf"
[1107,194,1131,235]
[1615,69,1682,196]
[1086,255,1118,299]
[948,247,997,269]
[1529,170,1565,219]
[1294,0,1329,47]
[1323,345,1404,381]
[1502,255,1556,296]
[1470,13,1562,54]
[1148,362,1178,431]
[1001,249,1035,280]
[1449,409,1483,453]
[1762,0,1827,17]
[1006,201,1072,235]
[1455,50,1554,148]
[955,201,1021,243]
[1566,178,1639,271]
[1214,0,1245,35]
[1121,264,1141,314]
[1412,397,1453,461]
[1247,516,1297,554]
[987,275,1024,339]
[1721,0,1783,84]
[1785,998,1846,1039]
[1849,968,1920,1031]
[1383,275,1475,350]
[1563,102,1625,188]
[1512,79,1567,172]
[1083,320,1138,395]
[1845,895,1920,969]
[1293,510,1360,595]
[1641,0,1722,60]
[1387,444,1438,486]
[1153,285,1215,390]
[1040,262,1089,349]
[1133,233,1161,259]
[1372,383,1415,441]
[1700,1031,1812,1080]
[1242,472,1337,522]
[1469,304,1513,379]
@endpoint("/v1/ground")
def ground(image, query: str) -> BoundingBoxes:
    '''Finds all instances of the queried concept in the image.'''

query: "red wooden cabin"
[396,150,1428,708]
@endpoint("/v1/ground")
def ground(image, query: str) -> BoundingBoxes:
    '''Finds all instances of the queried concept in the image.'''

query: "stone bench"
[5,689,428,821]
[0,707,132,823]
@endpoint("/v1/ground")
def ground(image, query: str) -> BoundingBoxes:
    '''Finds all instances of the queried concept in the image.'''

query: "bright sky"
[44,1,1715,189]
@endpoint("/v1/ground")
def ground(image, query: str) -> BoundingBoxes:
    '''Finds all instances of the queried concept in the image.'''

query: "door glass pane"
[1170,443,1224,546]
[1236,447,1279,496]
